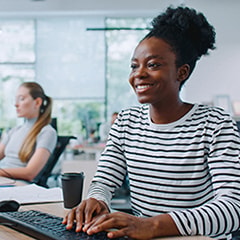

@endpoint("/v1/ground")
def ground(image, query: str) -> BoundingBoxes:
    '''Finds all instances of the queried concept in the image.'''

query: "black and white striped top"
[88,104,240,239]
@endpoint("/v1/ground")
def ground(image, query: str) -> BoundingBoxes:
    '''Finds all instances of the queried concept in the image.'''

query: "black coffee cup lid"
[61,172,84,179]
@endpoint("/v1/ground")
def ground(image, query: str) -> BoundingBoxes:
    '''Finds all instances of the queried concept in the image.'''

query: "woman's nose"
[134,66,148,78]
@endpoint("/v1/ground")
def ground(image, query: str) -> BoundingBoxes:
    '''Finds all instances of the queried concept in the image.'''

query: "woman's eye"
[130,63,137,69]
[148,63,160,68]
[17,97,25,102]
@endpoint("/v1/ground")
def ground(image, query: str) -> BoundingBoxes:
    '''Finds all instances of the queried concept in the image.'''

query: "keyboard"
[0,210,127,240]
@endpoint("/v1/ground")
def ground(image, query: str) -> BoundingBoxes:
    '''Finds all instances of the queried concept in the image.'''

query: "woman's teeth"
[137,85,151,89]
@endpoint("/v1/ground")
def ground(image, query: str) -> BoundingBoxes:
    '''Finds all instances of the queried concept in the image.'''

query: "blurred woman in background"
[0,82,57,181]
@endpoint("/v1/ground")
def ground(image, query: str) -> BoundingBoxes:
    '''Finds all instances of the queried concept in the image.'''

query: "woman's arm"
[169,116,240,238]
[83,211,180,239]
[0,147,50,181]
[64,198,180,239]
[0,143,5,160]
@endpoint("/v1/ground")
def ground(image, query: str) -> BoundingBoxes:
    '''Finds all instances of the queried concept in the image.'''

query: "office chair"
[32,135,76,188]
[232,230,240,240]
[111,174,132,214]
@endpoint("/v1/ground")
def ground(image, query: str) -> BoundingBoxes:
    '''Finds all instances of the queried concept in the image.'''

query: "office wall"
[0,0,239,108]
[181,0,240,108]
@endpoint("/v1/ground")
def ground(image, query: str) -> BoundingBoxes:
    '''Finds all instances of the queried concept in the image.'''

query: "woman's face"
[129,37,184,107]
[15,86,41,119]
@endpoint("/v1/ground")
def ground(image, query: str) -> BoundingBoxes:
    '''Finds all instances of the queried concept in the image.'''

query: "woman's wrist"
[99,200,110,213]
[149,214,180,238]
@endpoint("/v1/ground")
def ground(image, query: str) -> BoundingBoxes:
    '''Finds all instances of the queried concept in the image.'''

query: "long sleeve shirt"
[87,104,240,239]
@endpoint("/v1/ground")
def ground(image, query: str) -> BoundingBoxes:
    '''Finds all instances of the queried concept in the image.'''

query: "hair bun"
[151,6,216,58]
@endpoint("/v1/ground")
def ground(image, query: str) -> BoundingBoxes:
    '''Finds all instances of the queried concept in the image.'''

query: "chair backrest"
[32,135,76,188]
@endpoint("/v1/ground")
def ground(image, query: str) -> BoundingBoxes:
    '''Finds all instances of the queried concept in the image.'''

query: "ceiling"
[0,0,238,28]
[0,0,168,16]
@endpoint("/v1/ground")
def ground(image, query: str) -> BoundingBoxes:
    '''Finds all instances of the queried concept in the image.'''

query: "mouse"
[0,200,20,212]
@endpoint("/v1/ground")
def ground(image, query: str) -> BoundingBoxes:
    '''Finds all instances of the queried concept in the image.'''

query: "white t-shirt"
[0,118,57,168]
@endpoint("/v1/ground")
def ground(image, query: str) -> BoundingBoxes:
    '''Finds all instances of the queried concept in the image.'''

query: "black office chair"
[32,135,76,188]
[232,230,240,240]
[111,174,132,214]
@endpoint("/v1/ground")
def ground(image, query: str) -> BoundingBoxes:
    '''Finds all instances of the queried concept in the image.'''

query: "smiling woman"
[63,6,240,240]
[129,37,185,115]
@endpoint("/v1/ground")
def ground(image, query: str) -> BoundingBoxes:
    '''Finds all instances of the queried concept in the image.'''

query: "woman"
[63,6,240,240]
[0,82,57,181]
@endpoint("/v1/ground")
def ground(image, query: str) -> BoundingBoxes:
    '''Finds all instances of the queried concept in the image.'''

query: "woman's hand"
[85,211,157,240]
[62,198,110,232]
[63,198,180,239]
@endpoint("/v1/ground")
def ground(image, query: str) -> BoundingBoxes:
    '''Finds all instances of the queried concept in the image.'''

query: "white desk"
[0,202,213,240]
[66,142,105,161]
[0,177,213,240]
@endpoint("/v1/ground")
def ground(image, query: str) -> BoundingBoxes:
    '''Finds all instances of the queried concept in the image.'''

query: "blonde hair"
[18,82,53,163]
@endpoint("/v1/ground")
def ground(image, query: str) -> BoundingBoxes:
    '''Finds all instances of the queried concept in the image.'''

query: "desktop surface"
[0,177,213,240]
[0,203,213,240]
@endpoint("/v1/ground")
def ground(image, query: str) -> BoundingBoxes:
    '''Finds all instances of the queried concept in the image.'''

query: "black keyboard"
[0,210,127,240]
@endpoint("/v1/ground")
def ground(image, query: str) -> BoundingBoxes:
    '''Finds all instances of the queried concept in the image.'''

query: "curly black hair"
[144,6,216,87]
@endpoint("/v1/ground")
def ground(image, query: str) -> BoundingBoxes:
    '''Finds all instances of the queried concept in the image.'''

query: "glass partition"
[105,18,150,118]
[0,20,35,129]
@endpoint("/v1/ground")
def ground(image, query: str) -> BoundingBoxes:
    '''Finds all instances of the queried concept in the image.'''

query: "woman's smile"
[135,83,154,92]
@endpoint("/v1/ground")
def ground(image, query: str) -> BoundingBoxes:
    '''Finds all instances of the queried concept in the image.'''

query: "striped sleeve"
[170,109,240,239]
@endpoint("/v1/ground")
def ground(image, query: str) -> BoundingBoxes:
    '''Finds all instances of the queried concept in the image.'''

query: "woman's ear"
[35,97,43,108]
[177,64,190,83]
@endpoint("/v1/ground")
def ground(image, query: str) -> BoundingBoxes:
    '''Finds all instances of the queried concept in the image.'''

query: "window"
[0,17,106,138]
[35,17,106,137]
[0,16,151,140]
[0,20,35,128]
[105,18,150,118]
[36,17,105,99]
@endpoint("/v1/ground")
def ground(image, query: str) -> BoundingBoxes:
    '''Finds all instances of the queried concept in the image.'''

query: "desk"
[0,176,27,187]
[67,142,106,161]
[0,202,213,240]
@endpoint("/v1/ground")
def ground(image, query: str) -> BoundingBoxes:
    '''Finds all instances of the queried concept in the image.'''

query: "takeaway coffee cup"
[61,172,84,209]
